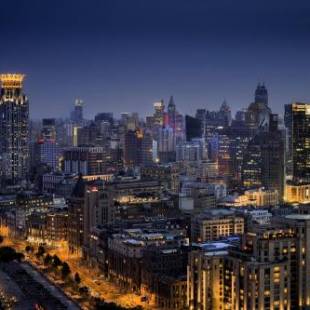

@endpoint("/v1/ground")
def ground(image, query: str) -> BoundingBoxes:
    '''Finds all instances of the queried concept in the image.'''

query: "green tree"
[0,235,4,244]
[36,245,45,258]
[61,262,71,280]
[44,253,52,266]
[0,246,18,262]
[16,252,25,262]
[52,255,62,269]
[25,245,34,254]
[74,272,81,285]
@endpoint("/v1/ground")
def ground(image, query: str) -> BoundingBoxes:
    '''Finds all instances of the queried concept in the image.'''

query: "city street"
[2,233,153,309]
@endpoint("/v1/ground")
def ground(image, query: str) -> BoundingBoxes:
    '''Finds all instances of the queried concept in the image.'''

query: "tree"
[44,253,52,266]
[36,245,45,258]
[16,252,25,262]
[0,246,18,262]
[61,262,71,280]
[25,245,34,254]
[0,235,4,244]
[74,272,81,285]
[78,286,89,297]
[52,255,62,269]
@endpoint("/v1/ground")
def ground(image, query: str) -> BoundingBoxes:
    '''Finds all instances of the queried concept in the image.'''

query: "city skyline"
[1,0,310,118]
[1,2,310,310]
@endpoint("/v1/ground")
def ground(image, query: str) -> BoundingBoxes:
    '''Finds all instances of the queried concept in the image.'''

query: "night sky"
[1,0,310,119]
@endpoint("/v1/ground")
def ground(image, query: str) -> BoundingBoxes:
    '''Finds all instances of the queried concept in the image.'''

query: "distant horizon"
[2,0,310,119]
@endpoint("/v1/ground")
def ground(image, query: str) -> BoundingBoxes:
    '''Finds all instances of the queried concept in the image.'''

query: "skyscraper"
[167,95,176,130]
[124,129,153,167]
[70,98,84,125]
[290,103,310,183]
[0,74,29,185]
[246,84,271,131]
[242,114,285,200]
[254,82,268,106]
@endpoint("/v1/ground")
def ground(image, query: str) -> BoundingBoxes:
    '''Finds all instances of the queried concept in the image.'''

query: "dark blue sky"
[1,0,310,119]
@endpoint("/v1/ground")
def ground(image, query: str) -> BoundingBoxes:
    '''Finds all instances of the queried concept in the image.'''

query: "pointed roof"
[220,100,230,112]
[168,95,175,107]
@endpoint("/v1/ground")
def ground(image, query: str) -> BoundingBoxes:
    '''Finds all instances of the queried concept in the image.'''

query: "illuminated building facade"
[285,182,310,203]
[291,103,310,183]
[0,74,29,185]
[242,114,285,200]
[124,129,153,167]
[64,146,111,175]
[191,209,244,242]
[188,214,310,310]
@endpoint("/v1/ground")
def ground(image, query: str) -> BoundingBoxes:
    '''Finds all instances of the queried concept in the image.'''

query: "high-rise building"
[68,174,85,253]
[188,214,310,310]
[153,100,165,126]
[0,74,29,185]
[185,115,202,141]
[246,84,271,131]
[158,126,176,163]
[41,118,56,141]
[289,103,310,183]
[124,129,153,167]
[167,95,176,130]
[254,82,268,106]
[64,146,111,175]
[219,100,232,127]
[176,138,206,162]
[242,114,285,200]
[70,98,84,124]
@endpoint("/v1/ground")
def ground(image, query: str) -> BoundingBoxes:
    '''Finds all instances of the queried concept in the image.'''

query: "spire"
[168,95,175,107]
[220,99,230,112]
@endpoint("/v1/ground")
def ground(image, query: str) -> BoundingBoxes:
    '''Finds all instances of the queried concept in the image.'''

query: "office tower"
[242,114,285,200]
[208,133,233,179]
[255,82,268,106]
[246,84,271,131]
[219,100,232,126]
[68,174,85,253]
[29,120,42,143]
[64,146,111,175]
[188,214,310,310]
[153,100,165,126]
[176,138,206,162]
[41,118,56,141]
[167,95,176,130]
[185,115,202,141]
[77,122,100,146]
[158,126,176,163]
[30,118,60,172]
[70,98,84,124]
[141,131,153,166]
[0,74,29,185]
[191,209,244,242]
[83,180,106,257]
[32,139,60,172]
[124,129,141,166]
[124,129,153,167]
[175,112,185,144]
[290,103,310,183]
[94,112,114,125]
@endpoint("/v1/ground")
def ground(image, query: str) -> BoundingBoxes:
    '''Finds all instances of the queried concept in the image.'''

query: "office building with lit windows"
[0,74,29,185]
[188,214,310,310]
[291,103,310,183]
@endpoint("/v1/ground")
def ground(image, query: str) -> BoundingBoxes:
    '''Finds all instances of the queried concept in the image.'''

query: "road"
[1,234,154,309]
